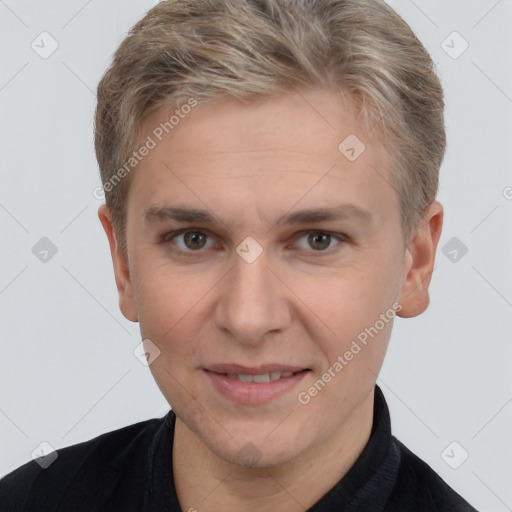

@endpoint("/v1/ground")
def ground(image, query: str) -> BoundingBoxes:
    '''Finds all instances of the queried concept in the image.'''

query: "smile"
[204,366,310,405]
[225,371,294,382]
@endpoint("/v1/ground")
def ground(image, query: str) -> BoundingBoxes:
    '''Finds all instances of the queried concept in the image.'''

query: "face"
[100,88,442,468]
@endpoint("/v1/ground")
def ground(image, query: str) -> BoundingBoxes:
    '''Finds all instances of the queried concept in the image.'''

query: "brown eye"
[162,229,214,253]
[293,230,347,254]
[183,231,208,250]
[307,232,332,251]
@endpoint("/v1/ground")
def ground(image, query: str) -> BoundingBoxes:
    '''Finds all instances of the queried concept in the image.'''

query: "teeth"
[253,373,271,383]
[225,371,295,382]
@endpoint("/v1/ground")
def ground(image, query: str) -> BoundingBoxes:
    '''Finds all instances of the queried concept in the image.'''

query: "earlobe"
[397,201,444,318]
[97,205,139,323]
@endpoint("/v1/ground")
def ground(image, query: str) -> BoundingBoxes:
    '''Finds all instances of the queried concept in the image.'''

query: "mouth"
[203,364,311,405]
[223,370,299,383]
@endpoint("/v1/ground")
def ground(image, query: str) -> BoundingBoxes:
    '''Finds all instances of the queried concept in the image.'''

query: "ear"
[98,204,138,322]
[397,201,444,318]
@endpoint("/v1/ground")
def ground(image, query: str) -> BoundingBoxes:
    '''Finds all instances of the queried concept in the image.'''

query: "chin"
[206,428,307,469]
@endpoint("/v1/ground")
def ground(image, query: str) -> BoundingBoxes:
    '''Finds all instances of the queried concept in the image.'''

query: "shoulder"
[0,414,169,512]
[387,437,478,511]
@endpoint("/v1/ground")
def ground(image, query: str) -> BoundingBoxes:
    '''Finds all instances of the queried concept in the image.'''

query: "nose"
[214,247,292,346]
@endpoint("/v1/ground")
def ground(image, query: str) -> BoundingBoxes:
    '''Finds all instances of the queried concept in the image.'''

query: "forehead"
[141,88,386,163]
[128,88,398,230]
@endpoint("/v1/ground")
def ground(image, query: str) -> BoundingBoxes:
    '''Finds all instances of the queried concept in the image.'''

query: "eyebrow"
[143,204,372,228]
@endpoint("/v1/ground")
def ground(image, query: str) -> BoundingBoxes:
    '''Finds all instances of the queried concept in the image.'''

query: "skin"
[98,88,443,511]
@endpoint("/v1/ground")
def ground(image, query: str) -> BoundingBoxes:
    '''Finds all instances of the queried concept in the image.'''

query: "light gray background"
[1,0,511,510]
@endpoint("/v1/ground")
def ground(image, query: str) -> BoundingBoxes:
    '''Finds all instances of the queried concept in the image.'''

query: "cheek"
[133,275,175,338]
[133,267,207,405]
[131,258,206,337]
[303,264,397,329]
[131,263,220,393]
[298,260,400,368]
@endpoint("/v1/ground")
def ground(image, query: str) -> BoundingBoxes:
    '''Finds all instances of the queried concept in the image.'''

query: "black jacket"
[0,386,478,511]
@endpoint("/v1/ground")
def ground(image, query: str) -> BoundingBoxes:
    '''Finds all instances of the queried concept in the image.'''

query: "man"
[0,0,478,510]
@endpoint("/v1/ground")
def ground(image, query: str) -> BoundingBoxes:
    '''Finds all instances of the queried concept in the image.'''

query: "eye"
[294,231,347,253]
[161,229,348,256]
[163,229,214,252]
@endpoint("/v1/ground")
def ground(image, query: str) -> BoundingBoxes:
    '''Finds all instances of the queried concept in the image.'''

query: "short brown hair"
[95,0,446,256]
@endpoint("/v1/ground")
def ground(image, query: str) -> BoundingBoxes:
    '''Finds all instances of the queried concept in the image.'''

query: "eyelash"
[159,228,349,257]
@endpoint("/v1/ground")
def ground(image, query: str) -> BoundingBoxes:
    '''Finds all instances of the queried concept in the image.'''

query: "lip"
[206,363,307,375]
[204,365,310,406]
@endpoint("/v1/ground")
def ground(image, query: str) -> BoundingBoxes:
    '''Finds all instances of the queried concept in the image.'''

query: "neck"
[172,391,374,512]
